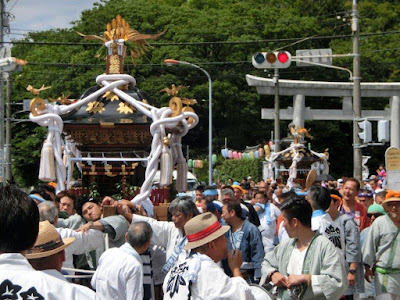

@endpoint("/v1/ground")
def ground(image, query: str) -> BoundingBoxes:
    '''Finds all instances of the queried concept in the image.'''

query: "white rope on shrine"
[30,72,199,205]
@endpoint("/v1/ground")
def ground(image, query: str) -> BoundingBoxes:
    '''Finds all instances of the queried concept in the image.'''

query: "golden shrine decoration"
[289,125,313,144]
[86,101,105,114]
[77,15,166,66]
[160,85,197,124]
[117,102,135,114]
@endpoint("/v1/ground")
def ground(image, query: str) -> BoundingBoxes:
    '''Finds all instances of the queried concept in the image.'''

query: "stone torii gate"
[246,75,400,148]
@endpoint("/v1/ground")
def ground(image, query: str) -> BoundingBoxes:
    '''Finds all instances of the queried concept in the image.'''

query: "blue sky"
[7,0,98,41]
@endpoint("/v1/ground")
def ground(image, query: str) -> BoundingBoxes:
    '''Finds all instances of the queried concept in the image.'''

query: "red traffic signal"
[252,51,292,69]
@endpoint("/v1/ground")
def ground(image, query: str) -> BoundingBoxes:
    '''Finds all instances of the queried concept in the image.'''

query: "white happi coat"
[132,214,189,268]
[163,253,254,300]
[92,242,144,300]
[362,214,400,296]
[0,253,95,299]
[56,227,104,275]
[312,211,345,256]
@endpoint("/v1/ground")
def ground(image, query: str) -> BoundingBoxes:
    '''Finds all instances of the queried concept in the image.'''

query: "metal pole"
[164,60,213,184]
[0,78,3,185]
[5,72,11,181]
[273,68,280,152]
[352,0,362,181]
[390,96,400,148]
[179,62,212,185]
[207,70,212,185]
[0,0,4,185]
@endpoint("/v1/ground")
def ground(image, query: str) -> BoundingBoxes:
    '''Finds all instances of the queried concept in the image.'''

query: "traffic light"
[378,120,390,143]
[358,120,372,143]
[252,51,292,69]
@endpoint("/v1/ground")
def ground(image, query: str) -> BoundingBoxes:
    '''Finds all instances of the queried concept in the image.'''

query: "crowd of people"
[0,167,399,300]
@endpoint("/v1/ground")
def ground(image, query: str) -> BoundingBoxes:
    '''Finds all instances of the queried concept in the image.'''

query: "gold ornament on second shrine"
[160,84,197,124]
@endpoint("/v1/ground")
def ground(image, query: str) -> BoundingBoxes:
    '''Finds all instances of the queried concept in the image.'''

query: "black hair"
[243,182,251,190]
[280,195,312,228]
[308,186,331,211]
[281,189,297,201]
[40,184,56,196]
[225,201,244,219]
[55,190,78,208]
[196,185,205,192]
[30,186,52,201]
[0,185,39,252]
[329,189,342,198]
[76,196,101,217]
[254,191,266,198]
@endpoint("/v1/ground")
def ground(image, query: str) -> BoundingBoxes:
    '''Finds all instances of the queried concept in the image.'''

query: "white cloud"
[7,0,98,39]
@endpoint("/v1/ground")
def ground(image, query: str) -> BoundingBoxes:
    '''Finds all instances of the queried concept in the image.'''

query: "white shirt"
[92,243,143,300]
[56,227,104,274]
[286,245,323,296]
[258,203,281,253]
[278,220,289,243]
[163,253,254,300]
[0,253,95,299]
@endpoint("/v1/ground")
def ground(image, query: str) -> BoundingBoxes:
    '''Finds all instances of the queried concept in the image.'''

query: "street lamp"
[164,59,213,185]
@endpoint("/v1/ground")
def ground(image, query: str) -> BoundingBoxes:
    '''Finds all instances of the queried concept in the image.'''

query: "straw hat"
[184,212,229,250]
[305,169,316,190]
[382,190,400,209]
[231,185,245,195]
[26,221,75,259]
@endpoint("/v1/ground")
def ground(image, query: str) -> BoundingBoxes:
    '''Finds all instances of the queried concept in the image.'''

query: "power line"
[7,0,20,13]
[6,29,400,47]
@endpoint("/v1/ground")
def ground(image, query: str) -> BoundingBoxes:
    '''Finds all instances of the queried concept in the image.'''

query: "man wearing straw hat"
[0,185,95,299]
[363,190,400,300]
[162,212,254,299]
[26,220,95,298]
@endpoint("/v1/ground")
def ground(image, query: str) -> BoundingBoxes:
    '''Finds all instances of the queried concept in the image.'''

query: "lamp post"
[164,59,213,185]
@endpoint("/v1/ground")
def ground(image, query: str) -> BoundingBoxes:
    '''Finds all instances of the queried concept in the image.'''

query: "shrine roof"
[61,85,151,125]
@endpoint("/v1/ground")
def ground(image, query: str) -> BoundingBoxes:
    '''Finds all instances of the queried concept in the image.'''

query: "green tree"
[9,0,400,186]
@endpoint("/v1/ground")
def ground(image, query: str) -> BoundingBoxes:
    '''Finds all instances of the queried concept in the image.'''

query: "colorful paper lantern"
[221,148,228,158]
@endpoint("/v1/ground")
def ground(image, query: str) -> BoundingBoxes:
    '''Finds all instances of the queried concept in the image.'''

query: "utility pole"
[273,68,280,152]
[352,0,362,182]
[5,72,11,181]
[0,0,4,185]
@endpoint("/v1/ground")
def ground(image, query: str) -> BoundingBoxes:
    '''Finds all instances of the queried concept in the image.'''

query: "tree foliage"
[9,0,400,186]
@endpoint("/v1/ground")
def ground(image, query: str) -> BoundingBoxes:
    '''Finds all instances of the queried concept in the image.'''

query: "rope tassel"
[160,148,173,187]
[39,141,56,182]
[176,161,188,193]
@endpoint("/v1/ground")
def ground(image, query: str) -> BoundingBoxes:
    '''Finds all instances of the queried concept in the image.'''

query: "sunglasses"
[367,213,383,218]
